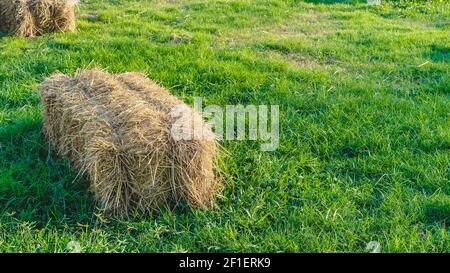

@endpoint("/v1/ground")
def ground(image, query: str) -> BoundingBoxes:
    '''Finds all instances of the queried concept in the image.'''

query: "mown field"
[0,0,449,252]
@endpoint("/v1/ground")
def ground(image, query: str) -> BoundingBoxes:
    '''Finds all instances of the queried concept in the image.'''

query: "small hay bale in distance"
[0,0,35,37]
[40,70,220,215]
[28,0,77,35]
[0,0,76,37]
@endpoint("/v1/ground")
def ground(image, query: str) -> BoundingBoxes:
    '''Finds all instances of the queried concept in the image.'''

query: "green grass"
[0,0,449,252]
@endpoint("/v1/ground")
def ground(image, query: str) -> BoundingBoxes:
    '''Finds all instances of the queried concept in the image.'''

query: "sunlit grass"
[0,0,448,252]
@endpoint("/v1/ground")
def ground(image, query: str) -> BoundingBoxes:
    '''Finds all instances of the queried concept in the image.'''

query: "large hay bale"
[40,70,219,215]
[0,0,76,37]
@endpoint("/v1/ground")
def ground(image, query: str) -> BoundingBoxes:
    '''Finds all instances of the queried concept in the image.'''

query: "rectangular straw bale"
[40,70,219,215]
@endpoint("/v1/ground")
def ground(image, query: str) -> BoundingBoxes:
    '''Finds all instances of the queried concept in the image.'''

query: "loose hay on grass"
[0,0,76,37]
[40,70,220,216]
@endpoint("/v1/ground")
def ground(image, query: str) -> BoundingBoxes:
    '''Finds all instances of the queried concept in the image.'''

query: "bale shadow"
[0,116,95,227]
[428,45,449,63]
[0,32,7,44]
[421,192,450,227]
[423,202,450,227]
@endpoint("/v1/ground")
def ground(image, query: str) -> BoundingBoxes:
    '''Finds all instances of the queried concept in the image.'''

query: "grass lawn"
[0,0,449,252]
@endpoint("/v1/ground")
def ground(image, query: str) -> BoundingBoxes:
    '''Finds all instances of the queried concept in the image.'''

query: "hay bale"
[40,70,219,215]
[0,0,35,37]
[0,0,76,37]
[28,0,76,35]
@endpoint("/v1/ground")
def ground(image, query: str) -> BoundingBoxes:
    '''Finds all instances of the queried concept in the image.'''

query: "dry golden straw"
[0,0,76,37]
[40,70,220,215]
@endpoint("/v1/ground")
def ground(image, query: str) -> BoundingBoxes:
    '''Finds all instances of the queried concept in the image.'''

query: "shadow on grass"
[423,198,450,227]
[46,40,74,51]
[0,32,7,45]
[428,45,450,63]
[0,116,95,227]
